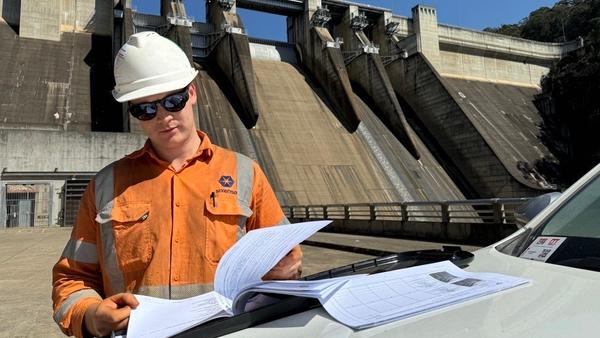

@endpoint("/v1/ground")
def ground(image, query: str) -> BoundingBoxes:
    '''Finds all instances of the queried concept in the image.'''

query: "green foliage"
[520,7,566,42]
[483,24,521,37]
[487,1,600,43]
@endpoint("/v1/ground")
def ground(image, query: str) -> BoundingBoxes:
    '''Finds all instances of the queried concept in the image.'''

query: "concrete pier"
[337,6,419,158]
[207,0,261,128]
[287,0,361,132]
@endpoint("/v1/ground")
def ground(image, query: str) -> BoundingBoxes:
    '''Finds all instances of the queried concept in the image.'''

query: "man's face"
[129,84,197,151]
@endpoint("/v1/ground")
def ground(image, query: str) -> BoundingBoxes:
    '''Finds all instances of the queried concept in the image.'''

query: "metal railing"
[282,198,529,225]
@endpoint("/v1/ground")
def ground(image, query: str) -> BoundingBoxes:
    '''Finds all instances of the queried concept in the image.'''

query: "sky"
[132,0,558,41]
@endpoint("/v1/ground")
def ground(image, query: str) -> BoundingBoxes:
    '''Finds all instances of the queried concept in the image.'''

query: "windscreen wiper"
[304,246,473,280]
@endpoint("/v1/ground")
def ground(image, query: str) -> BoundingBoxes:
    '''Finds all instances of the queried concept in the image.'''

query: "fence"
[282,198,528,225]
[0,169,529,235]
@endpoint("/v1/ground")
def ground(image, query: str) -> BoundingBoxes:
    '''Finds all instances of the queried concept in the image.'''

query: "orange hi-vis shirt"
[52,131,292,337]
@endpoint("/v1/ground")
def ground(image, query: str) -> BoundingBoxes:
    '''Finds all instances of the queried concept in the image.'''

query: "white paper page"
[322,261,529,329]
[127,291,230,338]
[243,275,364,298]
[215,220,331,300]
[231,276,359,313]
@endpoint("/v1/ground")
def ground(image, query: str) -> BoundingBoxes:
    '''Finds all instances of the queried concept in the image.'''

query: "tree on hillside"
[520,7,566,42]
[483,24,521,37]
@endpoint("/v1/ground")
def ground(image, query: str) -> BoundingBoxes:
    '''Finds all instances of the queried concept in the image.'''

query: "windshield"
[541,174,600,238]
[497,171,600,272]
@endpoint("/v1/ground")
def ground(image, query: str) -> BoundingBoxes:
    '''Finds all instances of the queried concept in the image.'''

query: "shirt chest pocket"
[96,202,155,272]
[204,195,253,265]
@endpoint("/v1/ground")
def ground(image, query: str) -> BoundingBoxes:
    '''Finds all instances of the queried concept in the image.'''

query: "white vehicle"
[177,163,600,338]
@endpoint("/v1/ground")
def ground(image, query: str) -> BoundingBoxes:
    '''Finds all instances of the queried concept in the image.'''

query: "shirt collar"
[126,130,215,164]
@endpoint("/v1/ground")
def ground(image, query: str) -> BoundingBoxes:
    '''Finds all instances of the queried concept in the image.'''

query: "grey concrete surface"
[0,227,479,337]
[19,0,61,41]
[387,52,550,197]
[0,129,147,172]
[196,56,465,206]
[0,227,70,338]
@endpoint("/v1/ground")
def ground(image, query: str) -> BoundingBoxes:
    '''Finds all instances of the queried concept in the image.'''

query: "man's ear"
[189,82,198,106]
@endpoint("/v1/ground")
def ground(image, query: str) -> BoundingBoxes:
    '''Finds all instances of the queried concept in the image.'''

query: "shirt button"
[173,276,179,282]
[175,202,181,207]
[174,237,179,244]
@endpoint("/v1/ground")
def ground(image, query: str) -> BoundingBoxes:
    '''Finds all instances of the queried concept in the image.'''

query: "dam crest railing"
[282,198,529,225]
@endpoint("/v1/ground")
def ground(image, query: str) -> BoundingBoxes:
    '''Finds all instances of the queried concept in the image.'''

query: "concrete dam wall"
[0,0,123,133]
[0,0,583,206]
[195,43,465,205]
[388,53,555,198]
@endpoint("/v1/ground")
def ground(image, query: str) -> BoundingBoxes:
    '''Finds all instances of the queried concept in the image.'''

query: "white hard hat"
[112,31,198,102]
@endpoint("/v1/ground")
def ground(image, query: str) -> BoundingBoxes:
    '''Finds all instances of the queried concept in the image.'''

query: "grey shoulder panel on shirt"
[94,161,116,212]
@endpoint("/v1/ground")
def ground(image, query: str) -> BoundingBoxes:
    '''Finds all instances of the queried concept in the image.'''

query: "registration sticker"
[519,236,566,262]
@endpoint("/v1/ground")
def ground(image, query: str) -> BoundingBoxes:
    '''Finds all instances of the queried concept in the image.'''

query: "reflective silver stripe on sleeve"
[235,153,254,240]
[137,283,214,299]
[95,163,125,295]
[61,239,98,264]
[236,225,247,240]
[53,289,102,324]
[275,216,290,225]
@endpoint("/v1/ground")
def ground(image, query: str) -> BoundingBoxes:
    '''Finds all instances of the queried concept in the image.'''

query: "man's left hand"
[262,245,302,280]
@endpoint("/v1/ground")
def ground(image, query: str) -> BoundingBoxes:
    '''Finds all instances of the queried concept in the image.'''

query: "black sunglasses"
[128,86,190,121]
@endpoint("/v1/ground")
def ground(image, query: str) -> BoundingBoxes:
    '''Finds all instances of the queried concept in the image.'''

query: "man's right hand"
[84,293,139,337]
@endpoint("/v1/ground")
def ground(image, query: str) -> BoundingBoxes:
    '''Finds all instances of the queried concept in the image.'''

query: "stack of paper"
[127,221,529,337]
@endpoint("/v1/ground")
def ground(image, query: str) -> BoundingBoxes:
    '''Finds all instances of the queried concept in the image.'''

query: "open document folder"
[127,220,332,337]
[127,221,529,337]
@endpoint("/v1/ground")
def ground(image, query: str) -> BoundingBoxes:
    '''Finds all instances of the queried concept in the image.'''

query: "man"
[52,31,301,338]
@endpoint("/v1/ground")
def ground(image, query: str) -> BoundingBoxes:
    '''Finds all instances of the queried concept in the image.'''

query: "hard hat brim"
[112,70,198,102]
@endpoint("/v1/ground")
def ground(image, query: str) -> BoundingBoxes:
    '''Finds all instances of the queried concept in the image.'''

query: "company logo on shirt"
[219,176,235,188]
[216,176,237,195]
